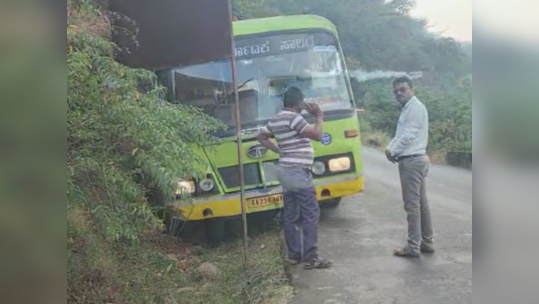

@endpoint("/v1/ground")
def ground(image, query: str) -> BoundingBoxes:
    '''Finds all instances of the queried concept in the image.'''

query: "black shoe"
[420,244,435,253]
[393,247,420,258]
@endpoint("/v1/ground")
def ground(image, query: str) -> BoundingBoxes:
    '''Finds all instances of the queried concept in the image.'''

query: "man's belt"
[396,154,425,161]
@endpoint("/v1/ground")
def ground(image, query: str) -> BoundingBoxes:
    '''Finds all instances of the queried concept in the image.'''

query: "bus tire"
[322,198,342,208]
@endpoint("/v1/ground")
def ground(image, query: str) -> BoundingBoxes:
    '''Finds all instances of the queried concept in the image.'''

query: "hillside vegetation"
[67,1,291,303]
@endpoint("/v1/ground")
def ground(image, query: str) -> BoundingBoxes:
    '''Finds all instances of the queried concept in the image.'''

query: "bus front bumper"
[166,172,364,221]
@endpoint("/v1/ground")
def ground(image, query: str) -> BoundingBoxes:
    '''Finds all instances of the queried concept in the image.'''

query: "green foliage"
[68,207,291,304]
[420,83,472,153]
[360,129,391,149]
[233,0,277,19]
[420,37,471,77]
[355,77,473,156]
[67,1,293,302]
[355,78,399,134]
[389,0,417,15]
[67,0,225,243]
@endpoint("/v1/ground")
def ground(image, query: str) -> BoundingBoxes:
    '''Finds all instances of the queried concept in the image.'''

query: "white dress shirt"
[387,96,429,158]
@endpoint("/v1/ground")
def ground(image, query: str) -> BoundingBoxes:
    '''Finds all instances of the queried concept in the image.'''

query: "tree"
[233,0,277,19]
[389,0,416,15]
[420,37,471,77]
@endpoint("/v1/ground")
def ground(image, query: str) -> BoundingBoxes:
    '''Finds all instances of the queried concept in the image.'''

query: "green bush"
[66,1,232,302]
[67,0,226,299]
[67,0,225,243]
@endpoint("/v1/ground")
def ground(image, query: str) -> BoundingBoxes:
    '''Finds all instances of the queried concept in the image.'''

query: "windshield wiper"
[216,76,255,105]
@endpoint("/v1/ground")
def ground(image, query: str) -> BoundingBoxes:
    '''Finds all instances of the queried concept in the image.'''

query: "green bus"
[157,14,364,232]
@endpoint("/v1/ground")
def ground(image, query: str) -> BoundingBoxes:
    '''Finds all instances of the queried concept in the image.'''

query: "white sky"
[411,0,539,43]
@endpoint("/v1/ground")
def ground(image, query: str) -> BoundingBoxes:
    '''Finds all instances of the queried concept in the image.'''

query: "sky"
[411,0,539,43]
[411,0,472,41]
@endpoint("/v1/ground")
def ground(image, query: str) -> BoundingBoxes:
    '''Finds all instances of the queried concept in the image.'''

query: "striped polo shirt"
[266,110,314,167]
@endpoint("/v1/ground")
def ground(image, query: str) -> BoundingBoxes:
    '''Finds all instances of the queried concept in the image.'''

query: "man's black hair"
[282,86,305,108]
[393,76,413,88]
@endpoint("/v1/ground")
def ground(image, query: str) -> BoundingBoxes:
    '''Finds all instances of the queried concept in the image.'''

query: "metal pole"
[226,0,249,264]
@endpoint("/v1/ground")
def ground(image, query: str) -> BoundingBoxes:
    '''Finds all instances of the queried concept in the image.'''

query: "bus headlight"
[312,161,326,175]
[198,178,215,192]
[175,180,195,195]
[328,157,351,172]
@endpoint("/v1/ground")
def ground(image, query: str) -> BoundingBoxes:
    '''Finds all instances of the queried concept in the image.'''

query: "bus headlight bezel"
[312,161,326,175]
[198,178,215,192]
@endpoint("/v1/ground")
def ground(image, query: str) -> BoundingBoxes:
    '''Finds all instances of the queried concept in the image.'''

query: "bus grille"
[262,161,280,183]
[218,163,262,189]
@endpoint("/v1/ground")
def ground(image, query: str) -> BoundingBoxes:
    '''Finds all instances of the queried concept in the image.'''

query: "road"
[288,146,473,304]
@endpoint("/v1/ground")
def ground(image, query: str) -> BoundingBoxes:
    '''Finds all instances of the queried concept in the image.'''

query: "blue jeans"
[277,165,320,262]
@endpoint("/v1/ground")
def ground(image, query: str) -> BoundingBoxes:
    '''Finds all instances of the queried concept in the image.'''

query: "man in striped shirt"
[257,86,332,269]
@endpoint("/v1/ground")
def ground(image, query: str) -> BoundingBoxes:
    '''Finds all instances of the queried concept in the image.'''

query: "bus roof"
[232,14,338,37]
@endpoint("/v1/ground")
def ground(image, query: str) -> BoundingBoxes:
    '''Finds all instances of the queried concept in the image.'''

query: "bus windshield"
[157,31,353,137]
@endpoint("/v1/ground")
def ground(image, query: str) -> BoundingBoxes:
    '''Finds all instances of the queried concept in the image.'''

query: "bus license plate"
[247,194,283,210]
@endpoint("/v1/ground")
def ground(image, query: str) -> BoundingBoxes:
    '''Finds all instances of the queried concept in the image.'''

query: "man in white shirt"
[385,76,433,258]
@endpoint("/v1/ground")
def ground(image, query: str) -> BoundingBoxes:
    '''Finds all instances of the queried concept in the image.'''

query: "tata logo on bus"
[321,133,332,146]
[247,144,268,159]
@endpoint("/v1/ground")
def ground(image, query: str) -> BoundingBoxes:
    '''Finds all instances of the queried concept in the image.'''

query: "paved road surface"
[288,146,472,304]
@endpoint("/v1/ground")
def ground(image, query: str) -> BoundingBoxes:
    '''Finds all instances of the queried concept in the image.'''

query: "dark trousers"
[277,165,320,262]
